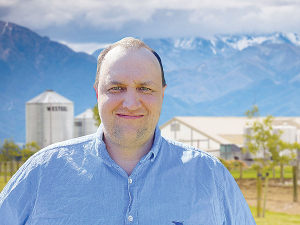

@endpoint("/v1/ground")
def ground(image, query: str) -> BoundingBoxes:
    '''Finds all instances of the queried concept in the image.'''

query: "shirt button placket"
[127,177,135,223]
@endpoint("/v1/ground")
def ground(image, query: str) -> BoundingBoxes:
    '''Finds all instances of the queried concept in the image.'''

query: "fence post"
[293,166,298,202]
[297,162,299,181]
[239,162,243,179]
[4,162,7,182]
[280,163,284,184]
[257,167,262,217]
[17,160,20,170]
[10,160,14,177]
[262,173,269,217]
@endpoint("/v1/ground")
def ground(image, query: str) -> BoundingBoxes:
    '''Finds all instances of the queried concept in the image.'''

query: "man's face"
[97,46,166,148]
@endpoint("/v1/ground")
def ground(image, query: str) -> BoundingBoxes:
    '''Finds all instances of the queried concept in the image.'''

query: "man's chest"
[29,168,223,225]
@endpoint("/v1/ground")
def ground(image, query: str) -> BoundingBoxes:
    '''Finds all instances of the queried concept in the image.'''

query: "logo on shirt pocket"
[172,221,184,225]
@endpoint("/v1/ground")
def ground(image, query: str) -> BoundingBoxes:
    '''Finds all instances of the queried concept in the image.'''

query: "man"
[0,37,255,224]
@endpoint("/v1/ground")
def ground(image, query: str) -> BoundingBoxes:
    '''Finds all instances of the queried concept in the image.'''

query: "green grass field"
[230,166,294,179]
[250,206,300,224]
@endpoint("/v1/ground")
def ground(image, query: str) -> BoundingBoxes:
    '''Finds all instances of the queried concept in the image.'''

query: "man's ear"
[162,85,167,98]
[93,85,98,101]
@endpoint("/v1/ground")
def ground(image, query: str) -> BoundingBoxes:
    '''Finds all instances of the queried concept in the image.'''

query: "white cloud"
[58,41,111,55]
[1,0,300,39]
[0,0,156,29]
[0,0,18,7]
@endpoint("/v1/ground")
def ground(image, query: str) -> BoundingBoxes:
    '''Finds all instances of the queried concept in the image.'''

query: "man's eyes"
[111,86,124,90]
[108,86,126,92]
[139,87,151,91]
[108,86,152,92]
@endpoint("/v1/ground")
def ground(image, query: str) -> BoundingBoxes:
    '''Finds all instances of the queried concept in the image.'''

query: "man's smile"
[116,113,145,119]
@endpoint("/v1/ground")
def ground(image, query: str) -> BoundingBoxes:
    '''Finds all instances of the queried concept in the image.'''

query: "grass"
[0,162,20,192]
[0,161,24,191]
[230,166,294,179]
[250,206,300,225]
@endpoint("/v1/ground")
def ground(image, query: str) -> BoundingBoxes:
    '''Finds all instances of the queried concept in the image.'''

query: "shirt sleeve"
[219,164,256,225]
[0,156,39,225]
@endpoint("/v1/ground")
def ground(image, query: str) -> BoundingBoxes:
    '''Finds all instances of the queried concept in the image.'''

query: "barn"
[160,116,300,162]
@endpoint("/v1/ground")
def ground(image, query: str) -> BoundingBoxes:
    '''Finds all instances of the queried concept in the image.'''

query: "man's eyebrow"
[107,80,156,86]
[135,81,156,86]
[108,81,124,85]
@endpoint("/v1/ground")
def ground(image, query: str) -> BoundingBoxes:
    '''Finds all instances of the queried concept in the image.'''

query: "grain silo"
[243,126,260,160]
[74,109,98,138]
[244,123,298,159]
[273,123,297,143]
[26,90,74,148]
[273,124,297,157]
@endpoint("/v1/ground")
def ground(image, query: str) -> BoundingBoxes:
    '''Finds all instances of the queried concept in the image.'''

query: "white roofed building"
[74,109,98,138]
[26,90,74,148]
[160,117,300,161]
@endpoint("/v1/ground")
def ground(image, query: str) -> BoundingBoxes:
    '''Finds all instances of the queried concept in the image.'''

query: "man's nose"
[122,89,142,110]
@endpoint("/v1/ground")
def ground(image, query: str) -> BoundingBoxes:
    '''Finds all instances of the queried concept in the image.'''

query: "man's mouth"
[116,113,144,119]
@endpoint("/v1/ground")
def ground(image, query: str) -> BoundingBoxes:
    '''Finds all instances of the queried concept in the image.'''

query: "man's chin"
[113,126,149,143]
[118,127,144,138]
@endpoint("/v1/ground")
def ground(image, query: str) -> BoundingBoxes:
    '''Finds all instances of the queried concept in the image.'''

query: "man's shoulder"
[44,133,96,150]
[31,133,97,163]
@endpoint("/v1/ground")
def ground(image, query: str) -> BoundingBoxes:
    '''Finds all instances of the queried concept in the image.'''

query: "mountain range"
[1,20,300,143]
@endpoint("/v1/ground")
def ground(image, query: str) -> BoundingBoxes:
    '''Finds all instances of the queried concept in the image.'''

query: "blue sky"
[1,0,300,54]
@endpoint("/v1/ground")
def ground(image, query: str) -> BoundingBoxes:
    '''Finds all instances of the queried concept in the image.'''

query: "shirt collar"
[139,126,162,163]
[95,124,162,166]
[95,124,113,166]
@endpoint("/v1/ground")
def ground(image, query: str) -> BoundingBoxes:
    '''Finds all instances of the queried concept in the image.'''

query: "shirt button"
[128,178,133,184]
[128,215,133,222]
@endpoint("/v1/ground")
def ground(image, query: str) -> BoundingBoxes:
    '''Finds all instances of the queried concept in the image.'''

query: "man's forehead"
[104,46,129,63]
[103,46,158,67]
[99,46,161,82]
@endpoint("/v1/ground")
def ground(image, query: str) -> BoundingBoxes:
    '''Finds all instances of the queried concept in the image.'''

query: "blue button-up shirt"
[0,125,255,224]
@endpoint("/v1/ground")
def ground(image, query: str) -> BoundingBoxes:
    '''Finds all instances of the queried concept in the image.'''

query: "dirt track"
[236,179,300,215]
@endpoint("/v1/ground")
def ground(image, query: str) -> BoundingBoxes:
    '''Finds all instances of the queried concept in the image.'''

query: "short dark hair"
[94,37,166,90]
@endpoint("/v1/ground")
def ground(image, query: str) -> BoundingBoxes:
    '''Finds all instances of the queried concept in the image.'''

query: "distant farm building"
[160,117,300,162]
[74,109,98,138]
[26,90,97,148]
[26,90,74,148]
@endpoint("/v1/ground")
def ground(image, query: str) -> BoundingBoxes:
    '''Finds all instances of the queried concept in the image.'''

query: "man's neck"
[104,134,154,176]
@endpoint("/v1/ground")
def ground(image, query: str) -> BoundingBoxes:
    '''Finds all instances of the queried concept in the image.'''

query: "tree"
[92,103,101,127]
[267,138,300,183]
[0,138,21,159]
[21,141,41,162]
[0,138,21,182]
[244,106,272,167]
[243,105,299,217]
[244,106,297,169]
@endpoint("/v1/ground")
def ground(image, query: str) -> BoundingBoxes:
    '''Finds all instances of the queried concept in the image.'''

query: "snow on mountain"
[285,33,300,46]
[217,32,300,51]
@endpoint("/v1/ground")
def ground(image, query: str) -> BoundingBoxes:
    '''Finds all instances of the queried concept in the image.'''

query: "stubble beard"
[111,122,153,149]
[102,108,162,150]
